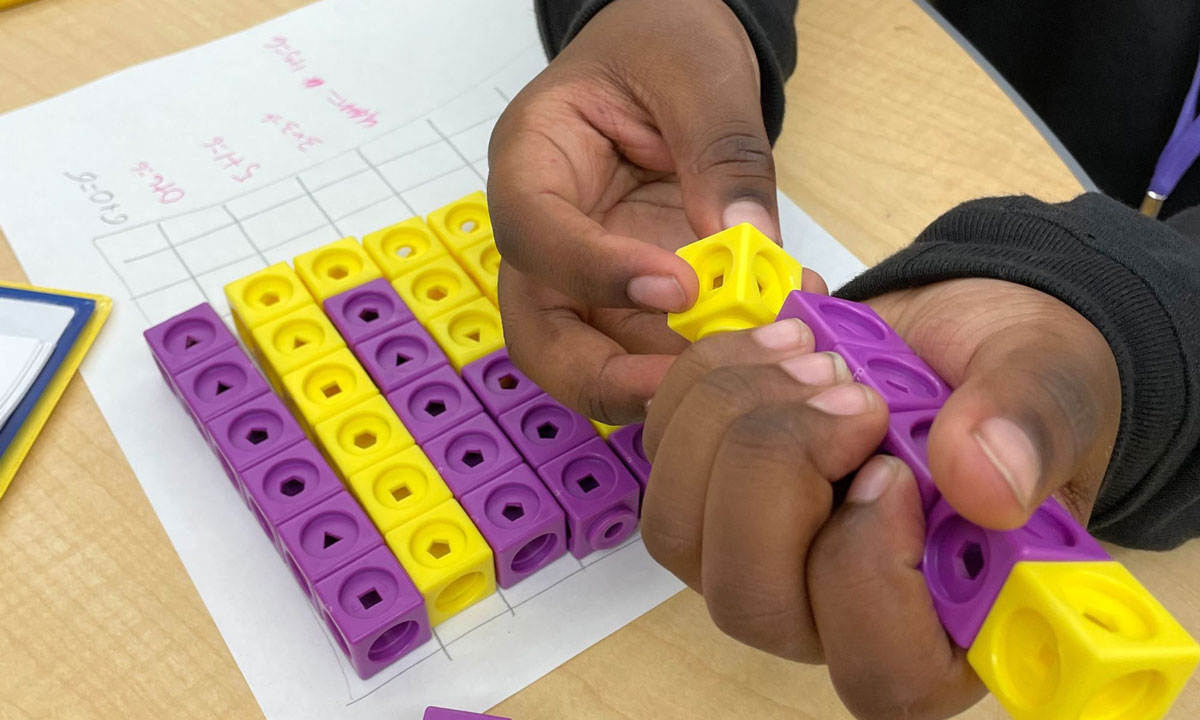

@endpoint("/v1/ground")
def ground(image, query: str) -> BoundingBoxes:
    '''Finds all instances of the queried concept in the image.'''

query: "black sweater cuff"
[839,193,1200,550]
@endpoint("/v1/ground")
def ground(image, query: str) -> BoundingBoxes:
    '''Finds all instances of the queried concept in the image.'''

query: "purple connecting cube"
[832,342,951,412]
[355,323,449,393]
[173,346,270,422]
[386,366,484,444]
[775,291,910,354]
[922,496,1110,647]
[536,438,640,558]
[314,545,431,679]
[424,709,510,720]
[204,392,306,478]
[460,349,542,417]
[277,490,384,595]
[461,465,568,588]
[241,440,343,530]
[881,408,940,512]
[422,413,522,497]
[144,303,237,379]
[497,395,596,468]
[609,424,651,492]
[323,278,414,346]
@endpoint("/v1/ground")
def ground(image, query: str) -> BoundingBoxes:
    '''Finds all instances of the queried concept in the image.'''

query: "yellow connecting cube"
[968,561,1199,720]
[293,237,382,301]
[667,223,804,342]
[426,296,504,370]
[250,305,345,392]
[346,445,453,535]
[362,217,449,280]
[385,499,496,626]
[224,263,314,344]
[457,236,500,305]
[589,420,622,440]
[426,191,492,258]
[280,347,378,429]
[313,395,415,478]
[391,254,483,325]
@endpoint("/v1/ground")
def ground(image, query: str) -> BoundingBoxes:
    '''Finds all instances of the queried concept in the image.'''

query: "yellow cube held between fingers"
[281,348,379,429]
[457,236,501,305]
[250,305,345,392]
[391,255,482,325]
[385,499,496,626]
[347,445,454,535]
[968,561,1199,720]
[225,263,314,344]
[362,217,449,280]
[426,297,504,370]
[293,237,382,301]
[666,223,804,342]
[426,191,492,257]
[313,395,415,478]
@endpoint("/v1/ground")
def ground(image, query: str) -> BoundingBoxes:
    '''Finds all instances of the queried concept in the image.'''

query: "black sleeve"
[838,193,1200,550]
[534,0,800,143]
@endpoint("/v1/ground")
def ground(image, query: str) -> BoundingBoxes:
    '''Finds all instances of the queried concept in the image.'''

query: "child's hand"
[640,278,1120,720]
[488,0,823,424]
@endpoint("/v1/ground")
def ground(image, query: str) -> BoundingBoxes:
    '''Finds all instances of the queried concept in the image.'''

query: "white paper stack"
[0,297,74,427]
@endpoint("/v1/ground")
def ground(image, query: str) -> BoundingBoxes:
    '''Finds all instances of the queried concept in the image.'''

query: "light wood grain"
[0,1,1195,719]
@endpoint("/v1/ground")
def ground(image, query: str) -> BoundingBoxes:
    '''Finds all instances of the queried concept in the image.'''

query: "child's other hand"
[488,0,823,425]
[640,278,1120,720]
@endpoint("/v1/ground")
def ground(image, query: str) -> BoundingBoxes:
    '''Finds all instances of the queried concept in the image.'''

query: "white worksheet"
[0,1,866,718]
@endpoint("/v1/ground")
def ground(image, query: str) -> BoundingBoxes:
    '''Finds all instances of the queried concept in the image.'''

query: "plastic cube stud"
[144,303,237,378]
[609,424,651,492]
[391,255,483,325]
[426,297,504,371]
[461,465,567,588]
[362,217,449,280]
[315,545,432,679]
[241,440,343,529]
[536,438,640,558]
[498,395,597,468]
[775,290,912,354]
[967,561,1199,720]
[205,392,306,477]
[277,490,384,593]
[346,445,454,535]
[426,190,493,258]
[313,395,415,478]
[281,348,379,429]
[355,322,450,393]
[293,237,383,301]
[386,366,484,444]
[424,707,510,720]
[323,278,414,346]
[385,499,497,626]
[457,236,500,305]
[249,304,346,391]
[590,420,622,440]
[460,349,542,417]
[421,413,522,497]
[224,263,313,343]
[173,346,270,422]
[667,223,804,341]
[923,497,1110,648]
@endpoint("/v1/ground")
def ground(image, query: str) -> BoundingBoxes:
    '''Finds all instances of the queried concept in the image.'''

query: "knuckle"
[706,592,822,663]
[687,122,776,182]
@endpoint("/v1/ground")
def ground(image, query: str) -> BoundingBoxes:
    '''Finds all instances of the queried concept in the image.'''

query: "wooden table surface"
[1,0,1197,718]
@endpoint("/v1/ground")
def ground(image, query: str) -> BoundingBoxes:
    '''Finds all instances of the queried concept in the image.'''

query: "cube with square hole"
[281,348,380,429]
[535,438,640,558]
[345,445,454,535]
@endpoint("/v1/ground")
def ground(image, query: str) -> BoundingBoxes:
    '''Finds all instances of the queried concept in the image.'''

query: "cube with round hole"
[277,490,384,591]
[536,437,640,558]
[460,349,542,417]
[830,341,952,412]
[461,464,568,588]
[293,237,383,301]
[223,263,314,343]
[173,346,270,422]
[280,348,379,429]
[241,439,343,531]
[391,255,483,325]
[426,297,504,371]
[774,290,912,355]
[426,191,493,258]
[421,413,522,497]
[880,407,940,512]
[362,217,449,280]
[608,424,650,492]
[323,277,415,346]
[144,303,237,378]
[386,365,484,444]
[355,322,449,393]
[497,394,597,468]
[923,497,1109,648]
[385,499,496,626]
[313,395,415,478]
[457,236,500,305]
[346,445,453,535]
[967,561,1199,720]
[204,392,306,478]
[250,304,346,392]
[315,545,432,679]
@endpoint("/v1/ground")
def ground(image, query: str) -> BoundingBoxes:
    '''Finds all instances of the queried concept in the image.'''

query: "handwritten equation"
[264,35,381,129]
[201,138,261,184]
[63,171,128,225]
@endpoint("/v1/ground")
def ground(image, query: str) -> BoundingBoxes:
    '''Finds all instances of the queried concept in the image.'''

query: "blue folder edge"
[0,287,95,455]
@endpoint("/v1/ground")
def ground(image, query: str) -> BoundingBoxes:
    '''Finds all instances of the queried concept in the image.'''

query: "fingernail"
[780,352,848,385]
[973,417,1041,509]
[722,199,778,241]
[628,275,687,313]
[752,319,810,350]
[847,456,900,504]
[806,383,872,415]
